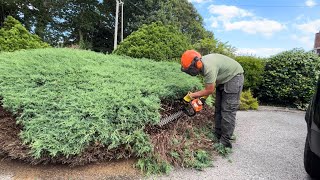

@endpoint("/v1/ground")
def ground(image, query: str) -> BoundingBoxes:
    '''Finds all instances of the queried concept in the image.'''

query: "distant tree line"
[0,0,235,55]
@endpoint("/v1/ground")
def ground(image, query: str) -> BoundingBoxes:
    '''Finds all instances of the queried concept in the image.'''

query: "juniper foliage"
[0,48,202,159]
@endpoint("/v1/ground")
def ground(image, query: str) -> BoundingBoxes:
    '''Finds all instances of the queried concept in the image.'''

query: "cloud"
[205,17,220,28]
[210,19,219,28]
[292,19,320,49]
[206,4,285,36]
[236,48,285,57]
[208,5,253,20]
[305,0,317,7]
[224,19,286,36]
[295,19,320,33]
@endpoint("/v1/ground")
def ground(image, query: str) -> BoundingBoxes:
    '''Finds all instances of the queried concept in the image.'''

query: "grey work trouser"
[215,74,244,147]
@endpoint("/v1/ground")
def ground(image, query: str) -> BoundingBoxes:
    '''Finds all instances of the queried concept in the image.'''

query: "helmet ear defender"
[193,56,203,69]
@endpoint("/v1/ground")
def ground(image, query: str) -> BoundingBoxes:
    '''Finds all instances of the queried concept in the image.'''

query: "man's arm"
[190,83,215,99]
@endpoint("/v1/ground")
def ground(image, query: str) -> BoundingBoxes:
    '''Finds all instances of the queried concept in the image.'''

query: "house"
[314,31,320,55]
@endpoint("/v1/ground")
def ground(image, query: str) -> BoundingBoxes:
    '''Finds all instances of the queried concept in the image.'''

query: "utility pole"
[114,0,120,50]
[120,0,124,42]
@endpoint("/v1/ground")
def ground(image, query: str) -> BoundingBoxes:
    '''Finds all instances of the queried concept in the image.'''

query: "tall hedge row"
[259,49,320,106]
[0,16,50,52]
[235,56,265,92]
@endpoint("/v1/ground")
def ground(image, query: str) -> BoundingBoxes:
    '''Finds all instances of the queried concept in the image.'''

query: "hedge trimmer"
[158,97,206,127]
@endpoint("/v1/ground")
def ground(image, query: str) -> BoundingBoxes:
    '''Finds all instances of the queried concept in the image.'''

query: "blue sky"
[189,0,320,57]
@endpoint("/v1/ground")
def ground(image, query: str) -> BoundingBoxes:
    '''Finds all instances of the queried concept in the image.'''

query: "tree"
[55,0,103,47]
[148,0,203,41]
[0,0,62,44]
[193,37,236,58]
[104,0,210,49]
[0,1,19,27]
[1,0,233,54]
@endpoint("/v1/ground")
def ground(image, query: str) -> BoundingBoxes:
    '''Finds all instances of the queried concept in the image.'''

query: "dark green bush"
[113,22,191,61]
[235,56,265,92]
[259,49,320,107]
[0,16,50,52]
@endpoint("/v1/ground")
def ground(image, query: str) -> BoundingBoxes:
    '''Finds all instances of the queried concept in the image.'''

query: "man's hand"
[188,84,215,99]
[183,92,194,103]
[200,95,208,103]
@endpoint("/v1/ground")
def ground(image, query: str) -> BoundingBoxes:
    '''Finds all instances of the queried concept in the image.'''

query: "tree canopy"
[0,0,235,55]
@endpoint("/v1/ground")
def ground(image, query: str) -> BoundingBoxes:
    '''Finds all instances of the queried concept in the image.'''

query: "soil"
[0,157,140,179]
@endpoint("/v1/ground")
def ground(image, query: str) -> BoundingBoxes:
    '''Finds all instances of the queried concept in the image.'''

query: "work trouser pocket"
[226,97,239,111]
[223,75,243,111]
[224,75,241,94]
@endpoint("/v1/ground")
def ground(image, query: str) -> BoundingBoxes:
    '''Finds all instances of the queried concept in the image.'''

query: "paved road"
[153,107,312,180]
[0,107,313,179]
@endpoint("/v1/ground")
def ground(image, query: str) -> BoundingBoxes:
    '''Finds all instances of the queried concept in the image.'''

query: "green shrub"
[235,56,265,92]
[136,157,173,175]
[240,90,259,110]
[259,49,320,107]
[0,16,50,52]
[193,37,236,58]
[190,150,212,170]
[0,48,203,167]
[113,22,191,61]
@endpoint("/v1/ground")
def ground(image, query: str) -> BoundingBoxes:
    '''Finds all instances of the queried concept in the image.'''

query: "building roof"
[315,32,320,49]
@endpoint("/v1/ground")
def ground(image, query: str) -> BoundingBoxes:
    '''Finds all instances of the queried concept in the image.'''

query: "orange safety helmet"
[181,50,203,70]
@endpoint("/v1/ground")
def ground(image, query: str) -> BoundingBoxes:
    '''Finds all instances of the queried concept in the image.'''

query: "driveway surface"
[153,106,311,180]
[0,107,313,179]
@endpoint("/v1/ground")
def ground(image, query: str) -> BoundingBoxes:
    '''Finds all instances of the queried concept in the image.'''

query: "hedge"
[259,49,320,107]
[235,56,265,93]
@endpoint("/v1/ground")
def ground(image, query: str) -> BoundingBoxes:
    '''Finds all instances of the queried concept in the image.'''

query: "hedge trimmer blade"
[158,110,184,127]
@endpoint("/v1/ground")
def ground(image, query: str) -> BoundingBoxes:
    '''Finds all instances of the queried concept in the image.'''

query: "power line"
[126,0,148,15]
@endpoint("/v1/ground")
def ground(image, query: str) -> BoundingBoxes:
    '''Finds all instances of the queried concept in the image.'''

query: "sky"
[188,0,320,57]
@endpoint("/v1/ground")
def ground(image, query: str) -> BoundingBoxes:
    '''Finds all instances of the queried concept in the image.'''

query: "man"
[181,50,244,148]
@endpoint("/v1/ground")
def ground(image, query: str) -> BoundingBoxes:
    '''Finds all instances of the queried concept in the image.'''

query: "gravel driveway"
[0,107,313,179]
[152,106,311,180]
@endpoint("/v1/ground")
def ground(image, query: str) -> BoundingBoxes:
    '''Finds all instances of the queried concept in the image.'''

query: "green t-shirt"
[201,54,244,85]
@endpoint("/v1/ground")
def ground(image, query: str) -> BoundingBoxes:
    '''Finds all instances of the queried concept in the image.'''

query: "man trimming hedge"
[181,50,244,148]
